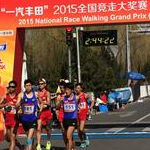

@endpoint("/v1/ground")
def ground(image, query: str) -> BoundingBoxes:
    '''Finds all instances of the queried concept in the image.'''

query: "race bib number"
[24,106,34,114]
[11,106,16,114]
[64,104,75,112]
[80,102,86,109]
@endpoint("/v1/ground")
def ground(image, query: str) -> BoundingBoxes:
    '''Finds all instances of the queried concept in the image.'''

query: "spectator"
[107,90,116,111]
[94,95,102,113]
[100,91,107,104]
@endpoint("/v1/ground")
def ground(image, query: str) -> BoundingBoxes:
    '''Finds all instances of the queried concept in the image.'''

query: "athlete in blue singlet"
[17,79,38,150]
[57,83,79,150]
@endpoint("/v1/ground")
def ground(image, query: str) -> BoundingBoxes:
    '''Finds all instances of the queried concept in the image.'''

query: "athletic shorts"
[40,109,52,126]
[22,120,37,132]
[58,110,64,123]
[5,114,17,128]
[63,118,77,130]
[78,111,88,122]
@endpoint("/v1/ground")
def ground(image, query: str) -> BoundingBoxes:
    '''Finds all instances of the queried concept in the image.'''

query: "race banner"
[0,0,150,28]
[0,29,16,98]
[0,0,150,97]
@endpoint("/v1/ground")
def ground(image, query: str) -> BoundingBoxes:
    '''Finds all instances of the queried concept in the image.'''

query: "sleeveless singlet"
[63,94,78,119]
[78,93,88,113]
[21,92,38,122]
[5,94,17,115]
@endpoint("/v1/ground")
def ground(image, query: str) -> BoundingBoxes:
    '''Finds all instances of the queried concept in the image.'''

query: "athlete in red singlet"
[56,81,66,129]
[37,78,52,150]
[76,83,91,148]
[0,81,23,150]
[56,81,67,146]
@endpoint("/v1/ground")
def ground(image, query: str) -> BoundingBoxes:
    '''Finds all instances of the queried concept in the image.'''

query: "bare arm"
[76,95,79,104]
[37,91,51,111]
[86,93,94,109]
[46,91,51,106]
[16,92,23,108]
[0,96,7,109]
[56,95,63,110]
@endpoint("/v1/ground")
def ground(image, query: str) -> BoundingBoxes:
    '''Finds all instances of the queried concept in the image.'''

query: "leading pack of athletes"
[0,79,94,150]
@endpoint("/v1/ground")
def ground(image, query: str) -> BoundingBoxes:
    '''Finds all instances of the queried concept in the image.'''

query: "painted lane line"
[107,128,124,132]
[142,127,150,131]
[18,131,150,138]
[114,112,150,134]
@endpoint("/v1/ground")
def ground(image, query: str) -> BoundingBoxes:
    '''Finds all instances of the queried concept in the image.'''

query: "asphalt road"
[1,98,150,150]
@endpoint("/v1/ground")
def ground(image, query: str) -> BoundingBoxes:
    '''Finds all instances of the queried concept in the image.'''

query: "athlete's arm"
[56,95,63,103]
[86,93,94,109]
[35,91,43,112]
[36,91,42,105]
[46,91,51,106]
[0,96,7,108]
[76,95,80,103]
[16,92,23,108]
[56,96,63,110]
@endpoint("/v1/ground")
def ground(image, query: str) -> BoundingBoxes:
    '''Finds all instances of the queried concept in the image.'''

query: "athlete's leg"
[9,127,16,150]
[78,120,88,148]
[46,119,52,140]
[45,128,51,150]
[36,119,42,149]
[79,120,86,141]
[5,127,10,142]
[67,126,75,150]
[13,121,24,149]
[77,121,83,141]
[63,127,68,149]
[59,121,68,148]
[26,128,34,150]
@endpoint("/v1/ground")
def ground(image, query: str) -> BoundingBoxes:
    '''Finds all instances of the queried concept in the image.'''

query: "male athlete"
[0,81,23,150]
[57,83,78,150]
[56,81,66,131]
[17,79,38,150]
[56,81,67,146]
[36,78,52,150]
[76,83,94,148]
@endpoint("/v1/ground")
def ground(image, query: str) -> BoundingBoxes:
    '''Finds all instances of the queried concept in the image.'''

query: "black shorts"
[22,120,37,132]
[63,119,77,130]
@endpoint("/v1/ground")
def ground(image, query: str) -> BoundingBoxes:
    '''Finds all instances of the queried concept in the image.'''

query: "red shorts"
[78,111,88,122]
[40,109,52,126]
[5,114,17,128]
[58,110,64,123]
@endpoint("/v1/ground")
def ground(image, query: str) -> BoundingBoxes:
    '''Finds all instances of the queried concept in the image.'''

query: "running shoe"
[36,144,42,150]
[85,136,90,146]
[46,141,51,150]
[80,142,86,148]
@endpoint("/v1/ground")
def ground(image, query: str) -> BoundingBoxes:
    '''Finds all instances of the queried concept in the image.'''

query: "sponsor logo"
[0,30,14,36]
[0,43,7,51]
[0,58,6,70]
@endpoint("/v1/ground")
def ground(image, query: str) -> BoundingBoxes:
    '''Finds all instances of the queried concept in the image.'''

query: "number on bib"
[24,106,34,114]
[64,104,75,112]
[11,106,16,114]
[80,102,86,109]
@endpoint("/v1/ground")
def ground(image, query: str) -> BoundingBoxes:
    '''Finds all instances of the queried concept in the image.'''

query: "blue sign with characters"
[0,43,7,51]
[115,89,132,103]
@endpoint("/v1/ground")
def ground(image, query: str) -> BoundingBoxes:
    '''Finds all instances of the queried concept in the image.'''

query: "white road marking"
[114,112,150,134]
[142,127,150,131]
[18,131,150,138]
[119,111,136,117]
[107,128,124,132]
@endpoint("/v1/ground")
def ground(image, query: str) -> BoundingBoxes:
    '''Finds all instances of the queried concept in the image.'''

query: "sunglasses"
[9,86,16,88]
[39,82,45,85]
